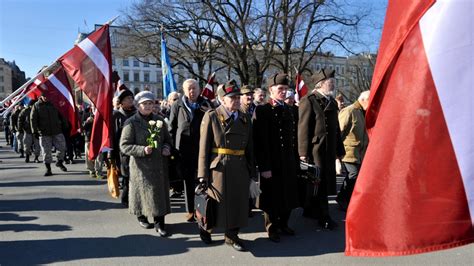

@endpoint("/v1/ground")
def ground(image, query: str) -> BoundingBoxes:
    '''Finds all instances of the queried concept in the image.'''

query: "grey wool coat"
[198,105,257,229]
[120,112,172,218]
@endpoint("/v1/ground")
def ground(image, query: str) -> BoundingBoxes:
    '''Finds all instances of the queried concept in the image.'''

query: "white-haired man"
[169,79,213,222]
[336,90,370,211]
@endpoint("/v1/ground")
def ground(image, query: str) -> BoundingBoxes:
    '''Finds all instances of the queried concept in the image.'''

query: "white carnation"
[149,120,156,126]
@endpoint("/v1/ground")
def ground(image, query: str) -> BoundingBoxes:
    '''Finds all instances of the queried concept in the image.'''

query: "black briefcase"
[194,184,216,230]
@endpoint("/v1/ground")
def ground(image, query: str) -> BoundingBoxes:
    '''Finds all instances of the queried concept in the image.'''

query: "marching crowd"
[1,68,369,252]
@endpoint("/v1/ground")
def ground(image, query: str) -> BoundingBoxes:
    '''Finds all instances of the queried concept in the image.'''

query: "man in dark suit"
[169,79,213,222]
[253,73,299,243]
[298,68,345,230]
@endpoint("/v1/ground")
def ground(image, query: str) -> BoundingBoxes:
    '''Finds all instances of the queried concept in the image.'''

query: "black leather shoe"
[55,161,68,172]
[319,218,338,231]
[199,229,212,244]
[156,228,170,237]
[139,221,153,229]
[227,240,246,252]
[268,232,280,243]
[280,226,295,236]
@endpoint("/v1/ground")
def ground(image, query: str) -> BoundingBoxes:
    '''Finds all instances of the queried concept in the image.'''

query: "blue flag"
[161,33,177,98]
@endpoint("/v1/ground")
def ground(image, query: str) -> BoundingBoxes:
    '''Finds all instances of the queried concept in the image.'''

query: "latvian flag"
[345,0,474,256]
[201,72,216,100]
[294,72,308,103]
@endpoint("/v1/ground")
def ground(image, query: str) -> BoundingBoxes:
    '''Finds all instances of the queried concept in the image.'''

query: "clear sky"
[0,0,131,78]
[1,0,387,80]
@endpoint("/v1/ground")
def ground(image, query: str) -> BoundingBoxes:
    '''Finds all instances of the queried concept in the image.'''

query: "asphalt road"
[0,139,472,265]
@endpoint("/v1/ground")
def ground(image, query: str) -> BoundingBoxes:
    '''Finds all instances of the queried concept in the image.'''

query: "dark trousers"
[182,166,197,213]
[4,126,11,144]
[303,174,330,221]
[121,175,129,206]
[336,162,360,209]
[264,209,292,233]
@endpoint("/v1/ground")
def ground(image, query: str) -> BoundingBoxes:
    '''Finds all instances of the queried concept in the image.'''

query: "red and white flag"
[59,24,113,160]
[294,73,308,103]
[346,0,474,256]
[40,66,80,136]
[201,72,216,100]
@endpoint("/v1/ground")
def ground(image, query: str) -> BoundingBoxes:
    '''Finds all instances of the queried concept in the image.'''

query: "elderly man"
[336,90,370,211]
[169,79,213,222]
[253,87,267,106]
[253,73,299,243]
[197,80,257,251]
[298,68,345,230]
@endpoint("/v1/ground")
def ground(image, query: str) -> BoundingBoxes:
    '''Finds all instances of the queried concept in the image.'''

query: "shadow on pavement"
[0,235,199,264]
[0,166,38,170]
[0,197,122,212]
[0,223,72,232]
[0,213,37,222]
[0,180,104,188]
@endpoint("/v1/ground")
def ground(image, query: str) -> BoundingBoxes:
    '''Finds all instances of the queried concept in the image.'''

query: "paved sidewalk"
[0,139,472,265]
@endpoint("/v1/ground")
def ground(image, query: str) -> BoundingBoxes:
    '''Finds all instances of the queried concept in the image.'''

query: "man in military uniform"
[298,68,345,230]
[240,85,256,116]
[197,80,257,251]
[253,73,299,243]
[10,105,24,157]
[18,100,40,163]
[169,79,213,222]
[31,95,68,176]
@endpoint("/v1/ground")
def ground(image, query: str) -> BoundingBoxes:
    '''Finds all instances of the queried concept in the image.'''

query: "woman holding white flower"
[120,91,173,237]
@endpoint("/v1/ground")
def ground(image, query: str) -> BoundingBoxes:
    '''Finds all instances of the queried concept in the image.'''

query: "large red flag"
[345,0,474,256]
[201,72,216,100]
[294,73,308,103]
[59,24,113,160]
[39,67,80,136]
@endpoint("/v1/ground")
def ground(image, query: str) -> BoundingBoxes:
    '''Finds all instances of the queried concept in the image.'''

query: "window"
[0,76,3,82]
[329,65,333,70]
[112,57,115,66]
[336,66,340,74]
[0,85,4,92]
[133,59,140,67]
[134,72,140,82]
[316,64,321,71]
[144,72,150,82]
[123,72,129,82]
[143,61,149,68]
[0,67,3,72]
[341,66,345,74]
[123,58,129,67]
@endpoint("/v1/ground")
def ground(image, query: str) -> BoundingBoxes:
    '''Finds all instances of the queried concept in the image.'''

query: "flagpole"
[106,15,119,26]
[1,62,59,117]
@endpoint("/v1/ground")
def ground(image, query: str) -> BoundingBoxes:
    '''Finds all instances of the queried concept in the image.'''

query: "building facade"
[0,58,26,101]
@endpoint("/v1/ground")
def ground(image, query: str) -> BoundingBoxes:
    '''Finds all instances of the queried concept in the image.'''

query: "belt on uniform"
[212,148,245,156]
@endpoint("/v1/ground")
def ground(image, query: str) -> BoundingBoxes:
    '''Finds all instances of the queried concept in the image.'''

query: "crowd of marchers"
[1,68,370,252]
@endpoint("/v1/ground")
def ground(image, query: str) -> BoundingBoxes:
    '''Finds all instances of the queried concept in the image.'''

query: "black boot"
[34,156,40,163]
[55,160,67,172]
[44,163,53,176]
[154,216,170,237]
[20,149,24,158]
[25,154,30,163]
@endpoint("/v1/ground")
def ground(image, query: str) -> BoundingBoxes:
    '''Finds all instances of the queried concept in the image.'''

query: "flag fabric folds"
[161,32,177,98]
[40,66,80,136]
[59,24,113,160]
[294,73,308,103]
[201,72,216,100]
[345,0,474,256]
